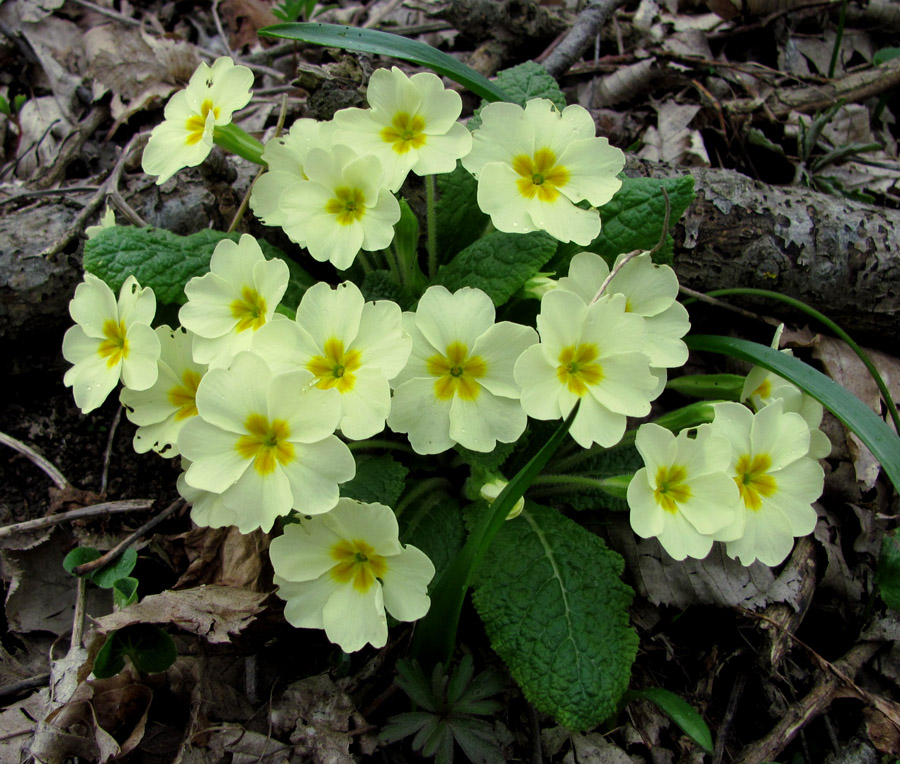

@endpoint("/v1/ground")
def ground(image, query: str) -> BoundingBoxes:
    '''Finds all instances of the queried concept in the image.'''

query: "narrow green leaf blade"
[877,530,900,610]
[259,23,510,102]
[628,687,714,753]
[473,503,637,730]
[686,335,900,490]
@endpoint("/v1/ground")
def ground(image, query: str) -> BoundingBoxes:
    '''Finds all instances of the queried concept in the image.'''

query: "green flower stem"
[699,287,900,437]
[394,477,451,519]
[355,250,374,274]
[346,439,415,455]
[530,473,632,500]
[426,174,438,279]
[411,403,579,667]
[212,124,266,166]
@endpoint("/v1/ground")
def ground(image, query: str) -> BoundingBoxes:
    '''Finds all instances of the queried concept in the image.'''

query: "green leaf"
[91,548,138,589]
[63,547,101,574]
[472,503,637,730]
[83,227,314,307]
[435,162,489,263]
[433,230,558,307]
[627,687,714,753]
[0,95,9,116]
[687,335,900,492]
[666,373,745,400]
[340,454,408,507]
[399,490,465,585]
[259,23,510,102]
[113,577,139,609]
[12,94,26,113]
[411,404,579,666]
[93,624,177,679]
[877,531,900,610]
[469,61,567,130]
[552,175,695,272]
[360,269,413,307]
[874,47,900,65]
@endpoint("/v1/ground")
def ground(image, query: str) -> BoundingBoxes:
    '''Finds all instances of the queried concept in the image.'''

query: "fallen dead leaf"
[174,526,269,591]
[93,585,268,643]
[638,101,710,166]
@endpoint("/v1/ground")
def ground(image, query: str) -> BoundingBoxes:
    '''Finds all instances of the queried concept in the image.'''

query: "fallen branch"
[542,0,629,78]
[0,499,153,539]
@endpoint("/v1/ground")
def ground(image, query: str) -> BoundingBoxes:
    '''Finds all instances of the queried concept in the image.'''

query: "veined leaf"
[627,687,714,753]
[687,335,900,490]
[473,503,637,730]
[259,23,510,102]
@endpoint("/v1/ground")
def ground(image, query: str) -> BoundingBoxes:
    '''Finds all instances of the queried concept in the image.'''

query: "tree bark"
[627,156,900,342]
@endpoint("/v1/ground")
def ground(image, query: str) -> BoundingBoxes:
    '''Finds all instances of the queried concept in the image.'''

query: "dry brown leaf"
[174,526,269,591]
[85,25,200,129]
[0,528,110,636]
[609,516,808,610]
[93,585,268,643]
[592,59,658,108]
[17,15,85,112]
[13,96,75,179]
[567,732,639,763]
[638,101,709,166]
[270,675,361,764]
[220,0,279,50]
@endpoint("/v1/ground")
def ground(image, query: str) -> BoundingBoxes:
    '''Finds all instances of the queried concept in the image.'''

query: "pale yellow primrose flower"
[462,99,624,245]
[251,281,411,440]
[710,400,824,567]
[85,205,116,239]
[142,57,254,184]
[119,326,207,457]
[178,351,355,534]
[742,358,831,459]
[558,252,690,370]
[63,274,160,414]
[270,498,435,653]
[179,234,289,368]
[278,144,401,270]
[388,286,538,455]
[627,423,742,561]
[249,119,333,227]
[332,66,473,192]
[514,289,657,449]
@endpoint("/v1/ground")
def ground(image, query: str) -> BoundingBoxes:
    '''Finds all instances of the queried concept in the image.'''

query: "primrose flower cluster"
[143,57,627,270]
[63,57,832,653]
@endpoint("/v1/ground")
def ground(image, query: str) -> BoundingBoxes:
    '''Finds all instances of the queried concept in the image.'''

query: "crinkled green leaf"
[260,23,509,102]
[877,531,900,610]
[399,490,465,584]
[360,269,414,308]
[435,162,489,263]
[433,230,557,307]
[469,61,566,129]
[91,548,138,589]
[340,454,408,507]
[83,226,314,307]
[552,175,695,272]
[472,503,637,730]
[628,687,714,753]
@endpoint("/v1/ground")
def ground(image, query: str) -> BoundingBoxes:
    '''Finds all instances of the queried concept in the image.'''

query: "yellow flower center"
[306,338,362,394]
[97,319,129,368]
[329,538,388,592]
[751,378,772,399]
[427,341,487,401]
[185,99,220,146]
[235,413,295,475]
[325,186,367,225]
[653,465,691,513]
[230,286,268,333]
[512,148,570,203]
[556,344,603,396]
[167,369,203,421]
[734,453,777,511]
[380,111,427,155]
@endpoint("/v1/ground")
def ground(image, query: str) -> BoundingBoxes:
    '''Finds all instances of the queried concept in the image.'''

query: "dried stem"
[0,430,68,490]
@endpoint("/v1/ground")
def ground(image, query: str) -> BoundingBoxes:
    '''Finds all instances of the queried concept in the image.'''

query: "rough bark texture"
[627,157,900,343]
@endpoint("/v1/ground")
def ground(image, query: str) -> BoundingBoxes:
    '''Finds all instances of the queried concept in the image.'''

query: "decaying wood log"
[627,156,900,342]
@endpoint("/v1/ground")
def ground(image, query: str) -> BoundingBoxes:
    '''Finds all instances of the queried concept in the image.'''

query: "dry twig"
[542,0,630,79]
[0,431,69,490]
[0,500,154,539]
